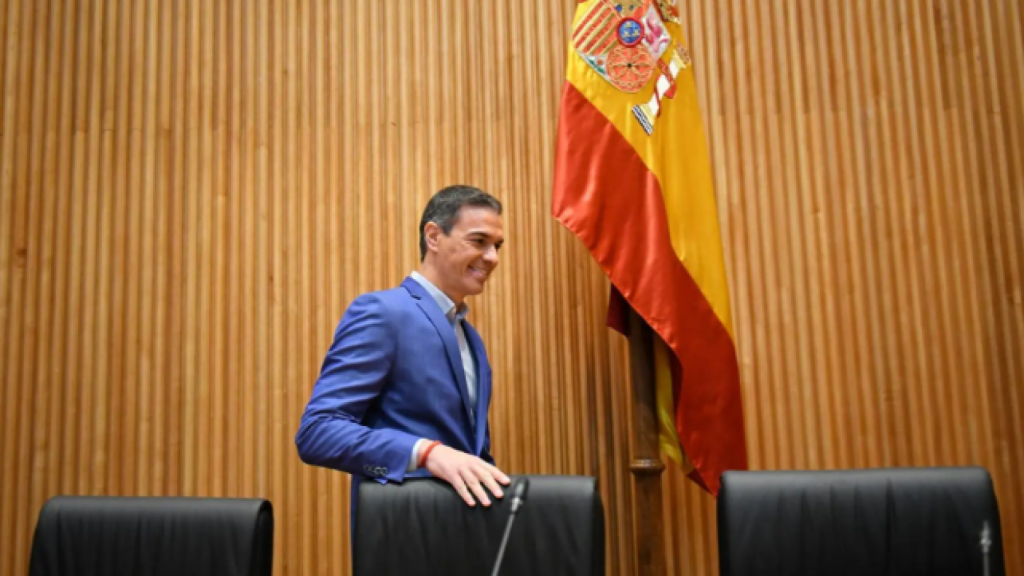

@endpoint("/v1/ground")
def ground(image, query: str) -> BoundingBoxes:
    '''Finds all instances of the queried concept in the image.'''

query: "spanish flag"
[551,0,747,496]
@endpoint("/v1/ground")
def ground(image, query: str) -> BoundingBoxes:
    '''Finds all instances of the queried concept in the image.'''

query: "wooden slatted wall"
[1,1,1020,574]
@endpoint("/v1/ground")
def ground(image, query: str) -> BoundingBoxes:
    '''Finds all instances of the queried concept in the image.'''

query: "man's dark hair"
[419,185,502,261]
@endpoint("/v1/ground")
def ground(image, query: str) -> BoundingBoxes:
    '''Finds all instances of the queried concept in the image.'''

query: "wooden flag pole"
[627,305,666,576]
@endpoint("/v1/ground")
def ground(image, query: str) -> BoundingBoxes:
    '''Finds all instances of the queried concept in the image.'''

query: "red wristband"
[418,440,441,468]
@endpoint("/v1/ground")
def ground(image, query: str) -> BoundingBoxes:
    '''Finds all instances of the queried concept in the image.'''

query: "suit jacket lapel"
[463,321,490,452]
[402,278,475,426]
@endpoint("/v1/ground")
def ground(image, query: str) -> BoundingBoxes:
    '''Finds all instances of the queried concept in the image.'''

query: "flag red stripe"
[552,81,747,495]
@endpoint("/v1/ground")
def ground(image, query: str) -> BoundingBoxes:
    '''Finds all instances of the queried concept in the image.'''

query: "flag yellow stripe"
[656,339,692,470]
[566,16,734,338]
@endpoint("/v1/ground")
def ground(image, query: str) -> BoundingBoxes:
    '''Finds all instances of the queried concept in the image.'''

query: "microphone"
[490,478,530,576]
[509,476,529,512]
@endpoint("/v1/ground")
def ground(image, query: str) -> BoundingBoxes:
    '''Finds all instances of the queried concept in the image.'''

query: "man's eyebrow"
[466,230,501,239]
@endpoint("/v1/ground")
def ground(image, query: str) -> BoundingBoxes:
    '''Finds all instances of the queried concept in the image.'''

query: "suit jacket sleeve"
[295,293,420,483]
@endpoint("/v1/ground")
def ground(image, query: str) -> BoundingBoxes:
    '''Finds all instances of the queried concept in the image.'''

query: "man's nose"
[482,245,499,265]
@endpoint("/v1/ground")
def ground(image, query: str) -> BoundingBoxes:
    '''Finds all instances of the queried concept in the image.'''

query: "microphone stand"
[490,479,529,576]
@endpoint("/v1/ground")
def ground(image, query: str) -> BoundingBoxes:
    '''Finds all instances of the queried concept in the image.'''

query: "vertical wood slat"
[1,1,1022,575]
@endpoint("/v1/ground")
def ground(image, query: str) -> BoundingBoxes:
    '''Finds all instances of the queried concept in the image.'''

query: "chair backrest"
[717,467,1005,576]
[29,496,274,576]
[354,475,605,576]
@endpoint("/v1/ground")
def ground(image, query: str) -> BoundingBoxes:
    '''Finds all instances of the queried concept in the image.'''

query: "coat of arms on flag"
[571,0,690,135]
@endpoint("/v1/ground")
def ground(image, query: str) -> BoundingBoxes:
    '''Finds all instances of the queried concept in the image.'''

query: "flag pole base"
[627,306,667,576]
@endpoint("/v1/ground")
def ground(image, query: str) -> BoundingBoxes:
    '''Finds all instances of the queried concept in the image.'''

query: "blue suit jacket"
[295,277,494,503]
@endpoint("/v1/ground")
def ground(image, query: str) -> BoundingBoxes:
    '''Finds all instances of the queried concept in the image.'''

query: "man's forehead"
[453,207,502,230]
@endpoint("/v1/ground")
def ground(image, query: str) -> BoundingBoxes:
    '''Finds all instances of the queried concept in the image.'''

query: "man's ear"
[423,222,442,253]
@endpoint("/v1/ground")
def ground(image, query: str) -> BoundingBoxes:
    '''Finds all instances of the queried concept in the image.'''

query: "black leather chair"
[354,475,605,576]
[718,467,1005,576]
[29,496,274,576]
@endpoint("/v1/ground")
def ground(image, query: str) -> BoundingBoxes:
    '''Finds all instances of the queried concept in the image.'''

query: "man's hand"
[424,444,510,506]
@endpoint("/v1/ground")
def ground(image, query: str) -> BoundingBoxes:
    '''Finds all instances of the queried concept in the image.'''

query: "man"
[295,185,510,513]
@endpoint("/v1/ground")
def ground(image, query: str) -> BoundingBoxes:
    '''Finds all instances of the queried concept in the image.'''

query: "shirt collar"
[410,270,469,322]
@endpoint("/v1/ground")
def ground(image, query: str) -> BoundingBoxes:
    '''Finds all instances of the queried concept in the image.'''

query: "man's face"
[425,206,504,303]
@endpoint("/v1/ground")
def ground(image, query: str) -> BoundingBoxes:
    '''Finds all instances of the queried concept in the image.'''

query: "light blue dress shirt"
[406,271,478,470]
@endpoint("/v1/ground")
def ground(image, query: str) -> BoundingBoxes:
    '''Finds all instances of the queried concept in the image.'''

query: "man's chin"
[463,280,486,296]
